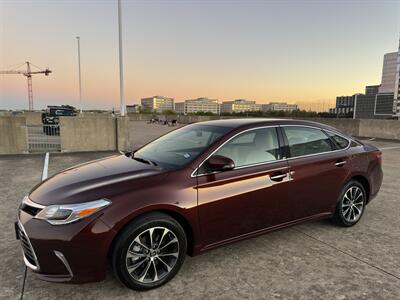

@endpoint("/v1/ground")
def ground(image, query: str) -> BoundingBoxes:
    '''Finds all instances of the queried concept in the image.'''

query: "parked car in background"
[16,119,383,290]
[41,105,77,135]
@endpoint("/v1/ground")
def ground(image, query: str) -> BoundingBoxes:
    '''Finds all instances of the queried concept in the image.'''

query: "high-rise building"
[379,52,398,94]
[261,102,298,112]
[350,39,400,119]
[141,96,174,113]
[174,98,219,115]
[394,41,400,116]
[220,99,260,114]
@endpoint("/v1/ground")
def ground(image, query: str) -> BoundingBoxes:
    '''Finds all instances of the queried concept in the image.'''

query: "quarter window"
[326,132,349,149]
[212,127,280,168]
[283,127,333,157]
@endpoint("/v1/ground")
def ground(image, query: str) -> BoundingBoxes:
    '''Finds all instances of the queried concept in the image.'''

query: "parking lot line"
[380,146,400,151]
[41,152,49,181]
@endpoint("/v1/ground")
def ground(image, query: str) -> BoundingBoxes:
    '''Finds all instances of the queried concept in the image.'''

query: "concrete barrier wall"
[176,115,222,124]
[116,117,129,151]
[174,115,362,136]
[301,118,360,137]
[23,111,43,125]
[117,119,183,151]
[0,117,28,154]
[304,118,400,140]
[359,119,400,140]
[60,117,116,152]
[117,117,400,150]
[2,115,400,154]
[126,114,154,121]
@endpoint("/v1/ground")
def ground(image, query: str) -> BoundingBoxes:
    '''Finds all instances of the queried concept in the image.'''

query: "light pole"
[117,0,125,116]
[76,36,83,114]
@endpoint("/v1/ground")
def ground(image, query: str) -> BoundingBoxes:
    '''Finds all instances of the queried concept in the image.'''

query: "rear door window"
[283,126,333,158]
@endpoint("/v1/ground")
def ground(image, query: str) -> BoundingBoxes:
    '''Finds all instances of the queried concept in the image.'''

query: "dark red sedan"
[16,119,383,290]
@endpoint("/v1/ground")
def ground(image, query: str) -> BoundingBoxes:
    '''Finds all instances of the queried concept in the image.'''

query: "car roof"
[196,118,284,127]
[195,118,343,133]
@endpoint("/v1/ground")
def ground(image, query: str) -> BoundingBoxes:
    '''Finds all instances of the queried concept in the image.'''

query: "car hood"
[29,155,167,206]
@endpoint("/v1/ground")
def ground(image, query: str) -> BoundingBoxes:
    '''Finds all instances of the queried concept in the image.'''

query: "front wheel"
[111,212,187,290]
[333,180,367,227]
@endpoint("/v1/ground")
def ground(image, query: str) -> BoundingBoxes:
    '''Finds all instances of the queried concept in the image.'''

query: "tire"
[333,180,367,227]
[111,212,187,291]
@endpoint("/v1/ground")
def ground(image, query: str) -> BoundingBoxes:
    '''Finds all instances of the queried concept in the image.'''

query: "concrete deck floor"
[1,139,399,299]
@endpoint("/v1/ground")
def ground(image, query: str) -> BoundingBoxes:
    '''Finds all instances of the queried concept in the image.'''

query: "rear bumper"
[17,209,116,283]
[368,164,383,203]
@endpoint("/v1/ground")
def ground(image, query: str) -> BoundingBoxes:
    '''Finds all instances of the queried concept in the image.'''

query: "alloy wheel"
[125,227,179,283]
[341,186,364,223]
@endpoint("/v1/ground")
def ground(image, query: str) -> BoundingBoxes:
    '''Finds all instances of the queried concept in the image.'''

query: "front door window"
[212,127,280,168]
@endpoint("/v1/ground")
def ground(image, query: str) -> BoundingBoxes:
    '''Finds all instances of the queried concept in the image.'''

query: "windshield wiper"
[131,155,158,166]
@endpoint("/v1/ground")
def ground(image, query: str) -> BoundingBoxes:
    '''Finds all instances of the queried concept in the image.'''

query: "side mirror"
[207,155,235,172]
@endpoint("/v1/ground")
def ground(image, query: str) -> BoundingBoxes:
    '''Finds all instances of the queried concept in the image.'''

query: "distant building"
[334,42,400,119]
[353,47,399,119]
[379,51,398,94]
[372,47,399,118]
[329,95,356,116]
[141,96,174,113]
[175,98,219,115]
[261,102,298,112]
[220,99,260,114]
[174,102,185,114]
[126,104,140,113]
[394,45,400,116]
[353,85,395,119]
[375,93,396,116]
[354,85,380,119]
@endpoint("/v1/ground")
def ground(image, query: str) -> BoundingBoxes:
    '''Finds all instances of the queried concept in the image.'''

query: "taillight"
[373,150,382,164]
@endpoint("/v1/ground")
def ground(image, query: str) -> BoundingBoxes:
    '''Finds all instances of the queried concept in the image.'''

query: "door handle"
[335,160,347,167]
[270,173,288,181]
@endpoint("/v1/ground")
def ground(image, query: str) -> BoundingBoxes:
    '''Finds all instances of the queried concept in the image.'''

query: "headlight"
[35,199,111,225]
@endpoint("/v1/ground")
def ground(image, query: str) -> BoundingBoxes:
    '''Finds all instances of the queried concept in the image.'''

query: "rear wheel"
[333,180,367,227]
[111,212,187,290]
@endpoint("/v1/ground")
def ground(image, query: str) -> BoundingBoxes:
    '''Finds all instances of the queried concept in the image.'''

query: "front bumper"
[17,209,116,283]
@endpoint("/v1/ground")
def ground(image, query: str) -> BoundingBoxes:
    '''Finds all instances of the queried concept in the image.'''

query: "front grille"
[17,222,39,269]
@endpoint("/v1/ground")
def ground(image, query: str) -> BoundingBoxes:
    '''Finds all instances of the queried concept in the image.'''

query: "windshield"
[133,124,230,169]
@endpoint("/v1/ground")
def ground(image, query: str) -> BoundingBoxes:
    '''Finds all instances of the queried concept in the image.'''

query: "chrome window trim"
[190,123,353,178]
[191,125,282,178]
[280,124,352,145]
[280,125,352,161]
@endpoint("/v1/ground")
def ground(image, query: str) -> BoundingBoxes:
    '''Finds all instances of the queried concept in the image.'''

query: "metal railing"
[27,125,61,153]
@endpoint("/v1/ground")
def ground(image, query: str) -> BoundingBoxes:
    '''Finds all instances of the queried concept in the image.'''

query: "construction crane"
[0,61,52,111]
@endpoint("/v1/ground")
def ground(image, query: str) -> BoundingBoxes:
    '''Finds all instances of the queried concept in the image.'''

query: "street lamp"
[117,0,125,116]
[76,36,83,114]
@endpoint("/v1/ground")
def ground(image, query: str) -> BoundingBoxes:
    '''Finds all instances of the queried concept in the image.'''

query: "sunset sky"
[1,0,399,111]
